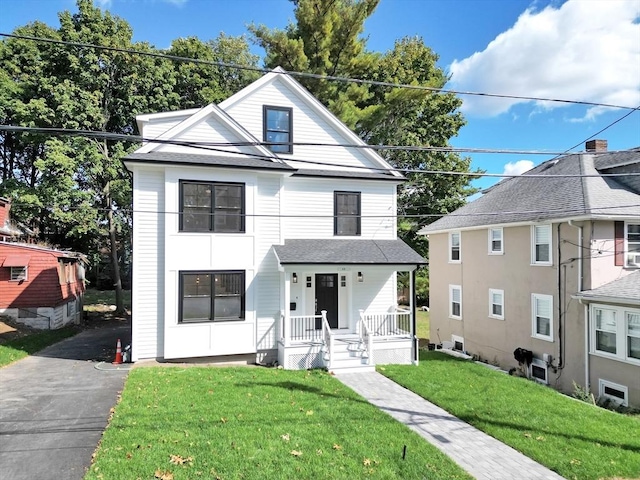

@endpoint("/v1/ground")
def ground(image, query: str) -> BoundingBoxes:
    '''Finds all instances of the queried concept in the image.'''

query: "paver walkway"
[335,371,564,480]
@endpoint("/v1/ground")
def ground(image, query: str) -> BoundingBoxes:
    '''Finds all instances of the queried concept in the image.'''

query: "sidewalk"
[335,371,564,480]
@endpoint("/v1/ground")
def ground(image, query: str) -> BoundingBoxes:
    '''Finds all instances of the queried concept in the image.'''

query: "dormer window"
[263,106,292,153]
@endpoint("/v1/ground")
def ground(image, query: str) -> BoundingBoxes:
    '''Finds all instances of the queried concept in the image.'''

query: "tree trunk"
[105,180,125,314]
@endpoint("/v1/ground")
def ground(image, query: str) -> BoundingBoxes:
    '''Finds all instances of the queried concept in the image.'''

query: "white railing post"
[321,310,332,367]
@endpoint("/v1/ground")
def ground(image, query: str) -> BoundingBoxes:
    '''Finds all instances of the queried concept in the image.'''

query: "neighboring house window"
[626,223,640,267]
[489,289,504,319]
[488,227,503,254]
[334,191,361,236]
[590,304,640,364]
[179,271,245,323]
[598,379,628,407]
[449,232,461,262]
[532,224,552,264]
[180,181,245,233]
[531,293,553,341]
[10,266,27,281]
[449,285,462,319]
[263,105,292,153]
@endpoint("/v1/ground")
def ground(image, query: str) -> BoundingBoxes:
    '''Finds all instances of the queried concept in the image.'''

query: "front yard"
[380,351,640,480]
[86,367,471,480]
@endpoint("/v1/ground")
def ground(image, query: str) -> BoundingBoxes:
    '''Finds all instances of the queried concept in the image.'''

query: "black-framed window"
[180,181,245,233]
[263,105,292,153]
[179,271,245,323]
[334,191,361,236]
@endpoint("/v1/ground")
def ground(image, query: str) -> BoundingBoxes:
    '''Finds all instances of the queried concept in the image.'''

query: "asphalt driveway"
[0,324,131,480]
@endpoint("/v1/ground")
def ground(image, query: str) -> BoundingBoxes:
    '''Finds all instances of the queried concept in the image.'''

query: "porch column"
[411,268,418,365]
[284,273,291,347]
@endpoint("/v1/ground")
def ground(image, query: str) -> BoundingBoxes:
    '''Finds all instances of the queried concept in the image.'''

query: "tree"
[252,0,479,268]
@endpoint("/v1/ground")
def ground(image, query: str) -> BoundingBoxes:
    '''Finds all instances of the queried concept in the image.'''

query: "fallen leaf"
[306,410,314,416]
[155,470,174,480]
[333,444,342,450]
[523,433,532,438]
[316,449,323,455]
[363,458,371,466]
[169,454,193,465]
[281,434,290,441]
[220,417,227,423]
[536,436,545,441]
[290,450,303,457]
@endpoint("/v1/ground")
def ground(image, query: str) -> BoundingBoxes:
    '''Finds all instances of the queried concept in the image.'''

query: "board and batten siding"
[224,80,381,172]
[131,167,165,361]
[256,175,282,357]
[282,177,397,239]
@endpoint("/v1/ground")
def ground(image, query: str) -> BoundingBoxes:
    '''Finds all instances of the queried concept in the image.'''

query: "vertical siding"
[282,177,396,239]
[256,175,281,351]
[132,168,165,360]
[224,80,382,172]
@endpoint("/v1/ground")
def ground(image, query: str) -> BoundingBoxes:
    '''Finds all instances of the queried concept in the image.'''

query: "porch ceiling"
[273,239,426,265]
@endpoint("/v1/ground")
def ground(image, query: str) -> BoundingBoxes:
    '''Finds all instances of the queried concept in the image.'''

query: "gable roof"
[420,148,640,234]
[575,271,640,306]
[273,239,426,265]
[125,151,295,172]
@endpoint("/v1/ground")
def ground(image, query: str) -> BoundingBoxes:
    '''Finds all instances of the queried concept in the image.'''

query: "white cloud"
[95,0,112,7]
[449,0,640,119]
[163,0,188,6]
[503,160,534,176]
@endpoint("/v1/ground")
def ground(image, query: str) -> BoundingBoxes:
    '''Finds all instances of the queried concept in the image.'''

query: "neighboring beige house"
[419,140,640,408]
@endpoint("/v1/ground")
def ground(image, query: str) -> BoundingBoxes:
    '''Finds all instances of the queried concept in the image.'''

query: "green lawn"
[379,351,640,480]
[416,309,430,340]
[86,367,471,480]
[83,288,131,311]
[0,327,78,367]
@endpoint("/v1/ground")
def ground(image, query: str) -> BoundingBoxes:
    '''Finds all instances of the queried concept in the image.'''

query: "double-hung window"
[489,288,504,319]
[449,285,462,319]
[489,228,503,254]
[449,232,461,262]
[590,305,640,363]
[532,224,552,264]
[532,293,553,341]
[334,191,361,236]
[180,181,244,233]
[179,271,245,323]
[626,223,640,267]
[263,106,292,153]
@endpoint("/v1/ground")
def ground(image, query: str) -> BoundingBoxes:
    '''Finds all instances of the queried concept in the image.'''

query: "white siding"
[224,80,381,172]
[143,117,189,139]
[132,167,165,360]
[353,268,397,318]
[282,177,396,239]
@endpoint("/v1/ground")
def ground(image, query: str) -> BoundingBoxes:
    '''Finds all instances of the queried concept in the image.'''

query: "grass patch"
[379,351,640,480]
[84,289,131,312]
[416,309,430,340]
[0,327,78,367]
[86,367,471,480]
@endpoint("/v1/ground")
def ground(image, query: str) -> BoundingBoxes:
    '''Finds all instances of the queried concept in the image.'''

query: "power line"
[2,125,640,179]
[1,32,638,112]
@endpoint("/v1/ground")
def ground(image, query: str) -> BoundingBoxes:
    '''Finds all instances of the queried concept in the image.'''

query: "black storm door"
[315,274,338,329]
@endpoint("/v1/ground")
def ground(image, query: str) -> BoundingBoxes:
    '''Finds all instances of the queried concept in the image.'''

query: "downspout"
[568,220,585,385]
[411,268,418,365]
[568,220,583,291]
[557,223,564,369]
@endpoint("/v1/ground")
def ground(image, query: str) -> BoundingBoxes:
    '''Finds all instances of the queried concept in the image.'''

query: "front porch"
[277,308,417,372]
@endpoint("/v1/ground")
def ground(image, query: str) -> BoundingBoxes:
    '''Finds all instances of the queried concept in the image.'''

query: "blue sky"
[1,0,639,191]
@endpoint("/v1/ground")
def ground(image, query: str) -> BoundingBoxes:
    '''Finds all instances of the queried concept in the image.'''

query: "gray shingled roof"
[420,149,640,234]
[273,239,426,265]
[125,152,295,171]
[576,271,640,304]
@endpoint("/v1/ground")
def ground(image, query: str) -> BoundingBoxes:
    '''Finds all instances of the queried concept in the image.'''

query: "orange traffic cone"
[113,338,123,365]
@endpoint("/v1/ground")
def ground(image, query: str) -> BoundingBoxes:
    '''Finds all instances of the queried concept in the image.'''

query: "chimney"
[585,139,607,152]
[0,197,10,228]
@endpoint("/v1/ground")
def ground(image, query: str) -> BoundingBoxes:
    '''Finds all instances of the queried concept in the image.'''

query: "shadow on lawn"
[236,379,368,404]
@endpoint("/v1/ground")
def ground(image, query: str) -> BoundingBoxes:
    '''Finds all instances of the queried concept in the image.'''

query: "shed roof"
[576,271,640,305]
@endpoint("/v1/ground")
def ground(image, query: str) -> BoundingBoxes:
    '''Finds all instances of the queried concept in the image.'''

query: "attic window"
[263,106,292,153]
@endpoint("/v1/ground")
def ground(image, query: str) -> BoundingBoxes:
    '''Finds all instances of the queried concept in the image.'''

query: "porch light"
[357,271,363,282]
[292,272,298,283]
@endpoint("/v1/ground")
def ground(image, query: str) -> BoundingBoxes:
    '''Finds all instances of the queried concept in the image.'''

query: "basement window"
[598,379,628,407]
[530,358,548,384]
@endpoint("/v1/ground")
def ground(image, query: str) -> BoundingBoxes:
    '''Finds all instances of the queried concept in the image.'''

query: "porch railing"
[320,310,333,366]
[289,314,324,343]
[357,310,373,365]
[362,308,412,338]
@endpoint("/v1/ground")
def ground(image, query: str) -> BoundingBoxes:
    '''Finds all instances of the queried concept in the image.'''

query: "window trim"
[530,358,549,384]
[263,105,293,154]
[449,231,461,263]
[598,379,628,407]
[449,284,462,320]
[10,266,28,281]
[179,180,246,233]
[489,288,504,320]
[531,224,552,265]
[625,222,640,268]
[589,303,640,365]
[334,191,361,236]
[178,270,246,324]
[488,227,504,255]
[531,293,554,342]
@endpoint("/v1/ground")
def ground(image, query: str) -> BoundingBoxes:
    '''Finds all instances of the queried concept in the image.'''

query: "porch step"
[327,336,375,373]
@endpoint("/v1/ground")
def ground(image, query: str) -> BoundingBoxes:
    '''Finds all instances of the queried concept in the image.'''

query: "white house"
[124,67,425,372]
